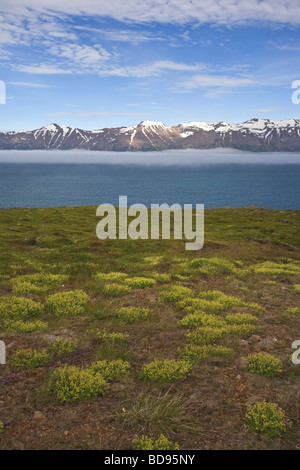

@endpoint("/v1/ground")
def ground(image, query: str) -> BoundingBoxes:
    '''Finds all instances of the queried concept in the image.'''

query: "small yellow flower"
[122,407,126,413]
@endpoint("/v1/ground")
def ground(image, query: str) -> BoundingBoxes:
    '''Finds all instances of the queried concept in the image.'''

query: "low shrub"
[227,324,257,336]
[245,401,289,437]
[198,290,226,300]
[160,285,194,302]
[46,290,90,317]
[0,296,43,320]
[286,307,300,316]
[124,277,156,289]
[176,297,224,314]
[10,349,51,370]
[176,295,263,315]
[132,434,179,450]
[11,273,68,295]
[186,327,229,345]
[179,313,226,329]
[97,330,129,342]
[149,272,171,283]
[50,338,77,357]
[51,359,129,402]
[252,261,300,277]
[117,307,149,323]
[294,284,300,294]
[196,291,264,313]
[103,284,131,297]
[225,313,258,325]
[179,344,235,363]
[2,319,48,333]
[189,257,240,276]
[51,365,108,402]
[247,352,282,377]
[96,272,128,282]
[88,359,130,381]
[140,359,192,383]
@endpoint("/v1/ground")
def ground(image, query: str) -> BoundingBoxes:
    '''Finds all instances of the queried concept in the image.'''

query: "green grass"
[121,389,195,435]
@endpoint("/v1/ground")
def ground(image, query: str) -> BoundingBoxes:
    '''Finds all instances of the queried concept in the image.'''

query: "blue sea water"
[0,150,299,209]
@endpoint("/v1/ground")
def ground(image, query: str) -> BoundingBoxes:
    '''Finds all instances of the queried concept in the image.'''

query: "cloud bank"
[1,0,300,25]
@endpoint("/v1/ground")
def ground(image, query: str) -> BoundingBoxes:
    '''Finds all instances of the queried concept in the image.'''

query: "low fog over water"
[0,148,299,165]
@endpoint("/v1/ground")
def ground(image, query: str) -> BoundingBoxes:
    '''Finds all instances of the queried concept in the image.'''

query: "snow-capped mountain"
[1,118,300,151]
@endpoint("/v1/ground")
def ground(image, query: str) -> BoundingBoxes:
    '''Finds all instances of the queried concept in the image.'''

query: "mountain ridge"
[1,118,300,151]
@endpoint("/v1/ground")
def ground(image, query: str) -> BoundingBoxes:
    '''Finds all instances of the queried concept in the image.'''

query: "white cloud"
[0,11,77,48]
[100,61,205,78]
[14,58,205,77]
[49,43,111,68]
[46,111,155,118]
[267,41,300,51]
[13,64,72,74]
[74,26,164,45]
[126,101,158,107]
[1,0,300,25]
[8,81,53,87]
[177,74,255,91]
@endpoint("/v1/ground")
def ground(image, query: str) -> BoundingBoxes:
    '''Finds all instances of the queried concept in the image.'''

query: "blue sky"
[1,0,300,131]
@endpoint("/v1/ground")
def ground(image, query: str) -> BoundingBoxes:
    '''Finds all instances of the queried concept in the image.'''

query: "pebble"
[34,411,46,420]
[248,335,261,344]
[235,357,247,369]
[245,395,264,406]
[207,358,227,367]
[254,337,277,352]
[42,334,59,344]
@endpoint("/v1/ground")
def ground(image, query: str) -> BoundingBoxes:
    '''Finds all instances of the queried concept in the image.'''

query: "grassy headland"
[0,206,299,449]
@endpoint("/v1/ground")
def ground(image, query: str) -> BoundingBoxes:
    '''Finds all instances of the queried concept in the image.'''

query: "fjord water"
[0,149,299,209]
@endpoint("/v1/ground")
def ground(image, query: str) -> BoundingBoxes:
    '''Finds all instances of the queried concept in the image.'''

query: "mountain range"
[1,118,300,152]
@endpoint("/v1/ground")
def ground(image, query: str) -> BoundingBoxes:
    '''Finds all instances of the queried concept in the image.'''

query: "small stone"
[254,337,277,352]
[12,439,24,450]
[206,357,226,367]
[248,335,261,344]
[239,339,249,347]
[34,411,46,420]
[235,357,247,369]
[236,384,246,394]
[42,334,58,344]
[59,329,75,337]
[245,395,264,406]
[110,383,126,392]
[26,378,36,385]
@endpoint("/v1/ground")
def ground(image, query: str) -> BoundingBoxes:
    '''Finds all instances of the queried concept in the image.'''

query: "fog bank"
[0,148,299,165]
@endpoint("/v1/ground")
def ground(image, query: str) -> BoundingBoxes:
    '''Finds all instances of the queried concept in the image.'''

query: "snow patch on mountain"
[179,121,214,131]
